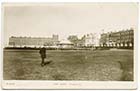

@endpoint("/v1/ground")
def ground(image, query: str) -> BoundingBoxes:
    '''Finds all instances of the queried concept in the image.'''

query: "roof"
[59,40,73,44]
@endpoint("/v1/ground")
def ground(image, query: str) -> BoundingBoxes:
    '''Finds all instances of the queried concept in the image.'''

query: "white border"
[1,0,140,2]
[1,2,138,90]
[1,81,137,89]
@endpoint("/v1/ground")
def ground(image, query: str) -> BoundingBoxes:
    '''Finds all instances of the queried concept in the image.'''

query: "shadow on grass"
[118,61,133,81]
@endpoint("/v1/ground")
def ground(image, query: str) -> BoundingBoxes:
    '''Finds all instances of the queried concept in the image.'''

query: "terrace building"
[9,35,59,48]
[100,29,134,48]
[84,33,99,47]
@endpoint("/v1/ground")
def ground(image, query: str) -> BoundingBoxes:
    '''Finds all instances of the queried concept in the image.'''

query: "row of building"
[9,35,59,47]
[8,33,99,48]
[100,29,134,48]
[8,29,134,48]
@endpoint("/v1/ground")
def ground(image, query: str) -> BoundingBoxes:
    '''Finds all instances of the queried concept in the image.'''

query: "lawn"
[3,49,133,81]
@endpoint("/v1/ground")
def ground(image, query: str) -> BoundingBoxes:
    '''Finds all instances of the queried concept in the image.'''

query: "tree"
[67,35,79,46]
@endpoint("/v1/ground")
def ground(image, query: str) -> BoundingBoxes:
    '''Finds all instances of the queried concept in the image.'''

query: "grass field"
[3,49,133,81]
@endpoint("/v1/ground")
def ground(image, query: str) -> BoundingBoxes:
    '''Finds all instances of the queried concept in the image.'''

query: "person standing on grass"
[39,46,46,67]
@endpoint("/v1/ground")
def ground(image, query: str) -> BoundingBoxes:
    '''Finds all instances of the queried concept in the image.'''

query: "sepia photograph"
[2,2,138,89]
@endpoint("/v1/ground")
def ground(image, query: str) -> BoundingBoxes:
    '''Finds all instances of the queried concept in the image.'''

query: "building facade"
[84,33,99,47]
[100,29,134,48]
[9,35,59,47]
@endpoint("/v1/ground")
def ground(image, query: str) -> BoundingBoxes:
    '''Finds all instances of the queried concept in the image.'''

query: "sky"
[3,3,138,46]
